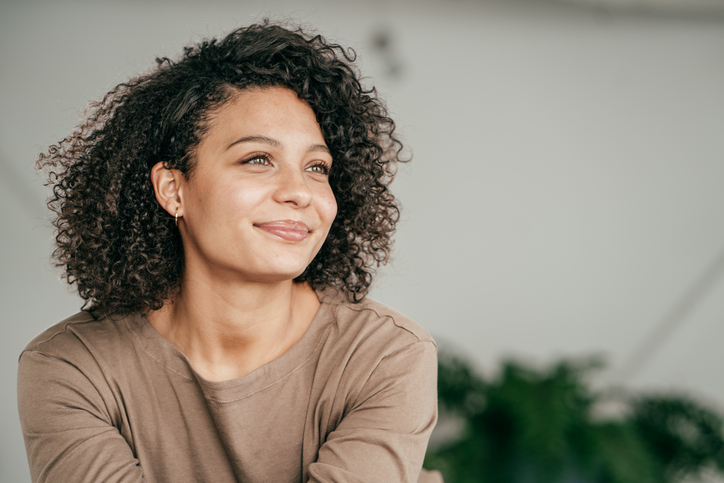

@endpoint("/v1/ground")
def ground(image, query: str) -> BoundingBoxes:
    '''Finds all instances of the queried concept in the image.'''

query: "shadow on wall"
[425,350,724,483]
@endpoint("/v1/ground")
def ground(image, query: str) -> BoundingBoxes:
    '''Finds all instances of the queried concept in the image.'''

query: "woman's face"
[178,86,337,284]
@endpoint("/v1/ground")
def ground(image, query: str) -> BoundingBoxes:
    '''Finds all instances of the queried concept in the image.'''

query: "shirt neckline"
[126,287,343,394]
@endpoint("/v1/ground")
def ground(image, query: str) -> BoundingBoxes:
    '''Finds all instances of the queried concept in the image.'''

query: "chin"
[247,264,311,284]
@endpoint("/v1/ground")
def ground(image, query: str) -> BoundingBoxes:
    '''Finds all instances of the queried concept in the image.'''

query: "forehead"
[194,86,328,157]
[206,86,320,132]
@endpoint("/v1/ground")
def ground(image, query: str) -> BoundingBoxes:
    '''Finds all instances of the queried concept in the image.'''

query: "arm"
[308,340,438,483]
[18,350,145,483]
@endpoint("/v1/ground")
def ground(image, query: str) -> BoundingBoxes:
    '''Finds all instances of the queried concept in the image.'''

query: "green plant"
[425,351,724,483]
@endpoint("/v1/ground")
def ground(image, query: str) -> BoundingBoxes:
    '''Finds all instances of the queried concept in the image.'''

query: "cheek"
[318,187,338,226]
[218,182,268,220]
[186,184,259,240]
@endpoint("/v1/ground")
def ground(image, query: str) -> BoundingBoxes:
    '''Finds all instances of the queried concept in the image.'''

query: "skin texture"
[148,87,337,381]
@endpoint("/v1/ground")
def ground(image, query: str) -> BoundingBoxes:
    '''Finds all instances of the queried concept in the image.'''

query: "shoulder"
[18,311,146,426]
[317,288,437,363]
[22,311,96,354]
[341,296,435,344]
[20,310,138,364]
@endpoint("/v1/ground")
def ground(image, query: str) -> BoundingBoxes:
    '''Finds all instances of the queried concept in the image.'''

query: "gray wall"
[2,0,724,480]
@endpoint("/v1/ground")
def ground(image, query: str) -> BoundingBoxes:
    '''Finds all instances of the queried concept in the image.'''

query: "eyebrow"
[226,135,330,154]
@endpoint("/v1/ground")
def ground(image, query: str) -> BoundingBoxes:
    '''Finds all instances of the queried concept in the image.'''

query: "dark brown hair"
[38,21,404,316]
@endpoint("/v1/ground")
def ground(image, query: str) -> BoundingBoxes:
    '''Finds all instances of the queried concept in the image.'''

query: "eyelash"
[308,161,331,176]
[241,153,271,166]
[240,154,330,175]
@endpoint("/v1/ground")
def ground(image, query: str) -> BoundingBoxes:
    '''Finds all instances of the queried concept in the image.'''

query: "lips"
[254,220,310,242]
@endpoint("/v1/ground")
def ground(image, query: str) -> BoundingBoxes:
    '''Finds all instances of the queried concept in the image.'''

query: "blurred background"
[2,0,723,481]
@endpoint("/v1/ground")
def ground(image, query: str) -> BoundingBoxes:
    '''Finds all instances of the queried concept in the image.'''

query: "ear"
[151,162,185,218]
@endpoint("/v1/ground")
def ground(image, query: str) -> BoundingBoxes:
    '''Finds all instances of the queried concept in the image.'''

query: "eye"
[307,162,330,175]
[241,153,272,166]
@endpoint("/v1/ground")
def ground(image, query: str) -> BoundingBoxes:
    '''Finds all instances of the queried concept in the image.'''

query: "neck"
[147,278,320,382]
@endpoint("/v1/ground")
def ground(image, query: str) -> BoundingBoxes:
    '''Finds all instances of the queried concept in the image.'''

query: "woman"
[18,22,439,482]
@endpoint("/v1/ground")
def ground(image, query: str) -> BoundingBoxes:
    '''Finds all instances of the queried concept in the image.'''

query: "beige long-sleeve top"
[18,289,438,482]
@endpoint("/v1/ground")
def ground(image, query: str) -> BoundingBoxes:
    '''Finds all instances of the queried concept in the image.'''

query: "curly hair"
[38,21,404,316]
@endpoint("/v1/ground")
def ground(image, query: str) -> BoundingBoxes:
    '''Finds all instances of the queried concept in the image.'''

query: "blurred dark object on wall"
[425,351,724,483]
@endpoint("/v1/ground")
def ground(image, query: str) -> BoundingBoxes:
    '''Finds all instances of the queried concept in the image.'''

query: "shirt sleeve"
[18,350,146,483]
[307,340,438,483]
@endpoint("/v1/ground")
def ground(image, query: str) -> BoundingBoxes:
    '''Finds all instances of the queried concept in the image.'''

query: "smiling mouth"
[254,220,310,242]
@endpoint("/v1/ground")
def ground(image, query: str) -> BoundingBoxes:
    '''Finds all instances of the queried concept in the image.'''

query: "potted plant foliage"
[425,351,724,483]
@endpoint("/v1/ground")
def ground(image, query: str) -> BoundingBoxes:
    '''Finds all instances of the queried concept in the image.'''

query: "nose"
[272,166,313,208]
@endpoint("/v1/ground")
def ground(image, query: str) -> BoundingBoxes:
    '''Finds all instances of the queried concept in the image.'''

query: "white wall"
[2,0,723,480]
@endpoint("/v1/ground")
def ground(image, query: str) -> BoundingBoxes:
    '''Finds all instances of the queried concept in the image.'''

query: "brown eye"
[242,154,271,166]
[307,162,330,175]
